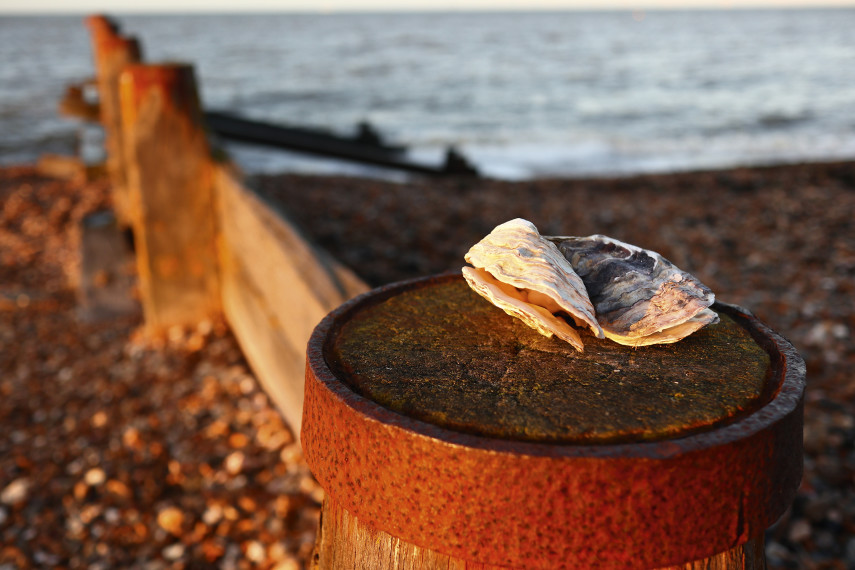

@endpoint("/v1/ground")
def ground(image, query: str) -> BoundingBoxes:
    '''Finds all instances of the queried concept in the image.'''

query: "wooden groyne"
[82,14,369,434]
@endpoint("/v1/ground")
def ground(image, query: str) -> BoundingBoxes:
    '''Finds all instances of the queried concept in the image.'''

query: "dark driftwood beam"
[302,273,805,569]
[205,111,479,177]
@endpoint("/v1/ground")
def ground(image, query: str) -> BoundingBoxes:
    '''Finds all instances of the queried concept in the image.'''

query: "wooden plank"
[216,167,367,348]
[215,165,368,432]
[220,251,307,435]
[119,63,221,333]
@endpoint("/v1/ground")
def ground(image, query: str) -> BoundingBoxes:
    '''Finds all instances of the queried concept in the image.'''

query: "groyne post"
[86,15,142,226]
[119,63,222,333]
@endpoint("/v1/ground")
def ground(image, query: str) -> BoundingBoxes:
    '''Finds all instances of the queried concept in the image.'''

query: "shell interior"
[463,219,603,352]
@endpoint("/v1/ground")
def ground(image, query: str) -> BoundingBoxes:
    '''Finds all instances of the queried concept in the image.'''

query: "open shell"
[463,219,718,350]
[463,219,603,352]
[547,235,718,347]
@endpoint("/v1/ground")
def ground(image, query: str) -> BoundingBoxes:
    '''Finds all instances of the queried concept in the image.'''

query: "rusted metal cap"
[302,273,805,569]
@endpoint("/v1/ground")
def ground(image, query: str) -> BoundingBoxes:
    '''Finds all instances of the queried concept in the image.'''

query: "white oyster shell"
[463,219,718,350]
[548,234,718,347]
[463,219,603,352]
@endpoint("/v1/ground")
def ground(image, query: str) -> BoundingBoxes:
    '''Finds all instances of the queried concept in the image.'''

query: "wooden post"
[119,63,221,333]
[302,274,805,569]
[86,15,142,225]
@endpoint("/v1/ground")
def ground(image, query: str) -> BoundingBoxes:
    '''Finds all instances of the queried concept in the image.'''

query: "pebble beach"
[1,166,320,569]
[2,160,855,568]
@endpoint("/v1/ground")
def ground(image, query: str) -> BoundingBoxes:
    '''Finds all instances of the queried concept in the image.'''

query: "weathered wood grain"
[215,166,367,432]
[220,247,307,435]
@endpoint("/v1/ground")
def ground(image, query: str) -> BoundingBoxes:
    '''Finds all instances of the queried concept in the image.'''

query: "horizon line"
[4,3,855,15]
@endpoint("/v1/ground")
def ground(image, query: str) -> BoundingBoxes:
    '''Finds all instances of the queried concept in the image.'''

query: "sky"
[2,0,855,13]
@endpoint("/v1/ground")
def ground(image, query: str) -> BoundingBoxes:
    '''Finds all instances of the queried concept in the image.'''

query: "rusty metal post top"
[326,277,772,445]
[301,273,805,569]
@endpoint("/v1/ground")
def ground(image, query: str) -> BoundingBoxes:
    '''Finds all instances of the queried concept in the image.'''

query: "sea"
[2,9,855,179]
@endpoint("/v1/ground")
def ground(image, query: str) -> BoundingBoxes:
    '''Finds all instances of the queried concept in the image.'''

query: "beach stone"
[224,451,245,475]
[162,543,185,561]
[846,537,855,563]
[1,477,31,505]
[813,530,837,551]
[788,519,812,543]
[91,410,107,427]
[33,551,60,566]
[84,467,106,486]
[105,479,131,499]
[228,433,249,448]
[245,540,265,563]
[202,504,223,526]
[104,508,120,524]
[156,507,184,536]
[271,557,301,570]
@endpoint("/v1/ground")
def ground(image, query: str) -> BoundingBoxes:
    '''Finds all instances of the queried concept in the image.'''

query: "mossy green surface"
[327,279,770,444]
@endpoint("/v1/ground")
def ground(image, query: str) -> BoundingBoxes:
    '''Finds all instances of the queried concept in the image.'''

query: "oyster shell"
[463,219,603,352]
[547,234,718,347]
[463,219,718,350]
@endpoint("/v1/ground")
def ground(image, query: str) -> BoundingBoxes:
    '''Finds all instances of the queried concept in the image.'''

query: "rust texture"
[302,273,805,569]
[327,278,770,444]
[314,495,767,570]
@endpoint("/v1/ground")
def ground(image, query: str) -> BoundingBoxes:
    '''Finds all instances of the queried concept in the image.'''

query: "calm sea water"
[2,10,855,179]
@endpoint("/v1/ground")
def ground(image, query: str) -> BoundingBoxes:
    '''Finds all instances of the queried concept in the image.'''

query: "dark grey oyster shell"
[547,234,718,346]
